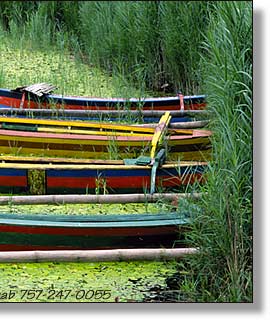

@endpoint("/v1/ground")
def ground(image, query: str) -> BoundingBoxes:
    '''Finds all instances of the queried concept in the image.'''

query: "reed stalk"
[177,1,252,302]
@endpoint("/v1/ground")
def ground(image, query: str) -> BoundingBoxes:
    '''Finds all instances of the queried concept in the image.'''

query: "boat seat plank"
[13,83,57,97]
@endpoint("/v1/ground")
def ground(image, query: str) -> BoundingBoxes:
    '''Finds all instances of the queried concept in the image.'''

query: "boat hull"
[0,128,212,161]
[0,158,207,194]
[0,213,190,251]
[0,88,206,111]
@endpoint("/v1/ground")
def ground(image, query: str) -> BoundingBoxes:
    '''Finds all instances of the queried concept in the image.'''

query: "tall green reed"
[158,1,208,94]
[78,1,209,94]
[178,1,252,302]
[0,1,37,30]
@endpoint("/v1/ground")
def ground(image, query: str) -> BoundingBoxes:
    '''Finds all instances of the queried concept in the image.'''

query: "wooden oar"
[150,111,171,159]
[150,148,166,194]
[125,112,172,166]
[149,112,171,194]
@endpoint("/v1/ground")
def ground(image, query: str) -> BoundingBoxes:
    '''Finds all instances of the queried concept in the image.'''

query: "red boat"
[0,84,207,111]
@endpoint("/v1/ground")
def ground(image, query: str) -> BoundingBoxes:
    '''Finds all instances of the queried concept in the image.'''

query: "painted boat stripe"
[0,89,206,110]
[0,168,27,176]
[46,174,203,189]
[0,224,182,236]
[0,176,26,186]
[0,147,211,161]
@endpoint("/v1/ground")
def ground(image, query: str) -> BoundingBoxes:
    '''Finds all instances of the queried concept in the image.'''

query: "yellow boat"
[0,114,212,161]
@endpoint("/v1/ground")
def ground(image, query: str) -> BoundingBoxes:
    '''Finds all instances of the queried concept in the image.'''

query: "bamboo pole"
[0,192,203,205]
[138,120,210,129]
[0,248,199,263]
[169,120,209,129]
[0,108,209,117]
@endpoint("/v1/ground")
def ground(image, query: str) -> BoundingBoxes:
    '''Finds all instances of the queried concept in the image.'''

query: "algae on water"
[0,261,178,302]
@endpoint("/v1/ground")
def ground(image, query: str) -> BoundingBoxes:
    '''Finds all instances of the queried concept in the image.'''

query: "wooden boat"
[0,84,207,111]
[0,116,212,161]
[0,212,190,251]
[0,155,207,195]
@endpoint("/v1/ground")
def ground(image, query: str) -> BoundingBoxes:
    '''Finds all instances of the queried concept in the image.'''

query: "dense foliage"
[179,1,253,301]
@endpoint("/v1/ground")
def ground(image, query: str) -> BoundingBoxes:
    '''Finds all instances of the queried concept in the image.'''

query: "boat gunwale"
[0,128,212,142]
[0,88,206,103]
[0,161,207,170]
[0,214,190,228]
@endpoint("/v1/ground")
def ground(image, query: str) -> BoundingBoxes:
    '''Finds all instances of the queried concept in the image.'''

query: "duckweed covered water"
[0,261,178,302]
[0,38,147,99]
[0,202,174,216]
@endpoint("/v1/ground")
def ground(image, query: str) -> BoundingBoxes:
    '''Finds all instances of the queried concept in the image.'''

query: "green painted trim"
[2,123,38,132]
[0,212,189,222]
[0,216,188,228]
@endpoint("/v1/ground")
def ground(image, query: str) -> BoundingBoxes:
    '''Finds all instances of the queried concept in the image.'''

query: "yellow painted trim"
[0,134,148,146]
[0,116,199,136]
[0,116,156,133]
[0,147,132,159]
[0,147,211,161]
[150,112,171,158]
[37,127,152,137]
[0,155,208,166]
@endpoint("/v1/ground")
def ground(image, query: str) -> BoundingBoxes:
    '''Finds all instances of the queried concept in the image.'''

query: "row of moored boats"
[0,83,212,252]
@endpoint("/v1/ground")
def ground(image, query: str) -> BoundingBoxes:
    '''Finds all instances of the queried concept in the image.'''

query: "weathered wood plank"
[14,83,57,96]
[138,120,210,129]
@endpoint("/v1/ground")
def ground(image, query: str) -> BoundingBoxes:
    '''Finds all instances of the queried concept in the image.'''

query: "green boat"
[0,212,190,251]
